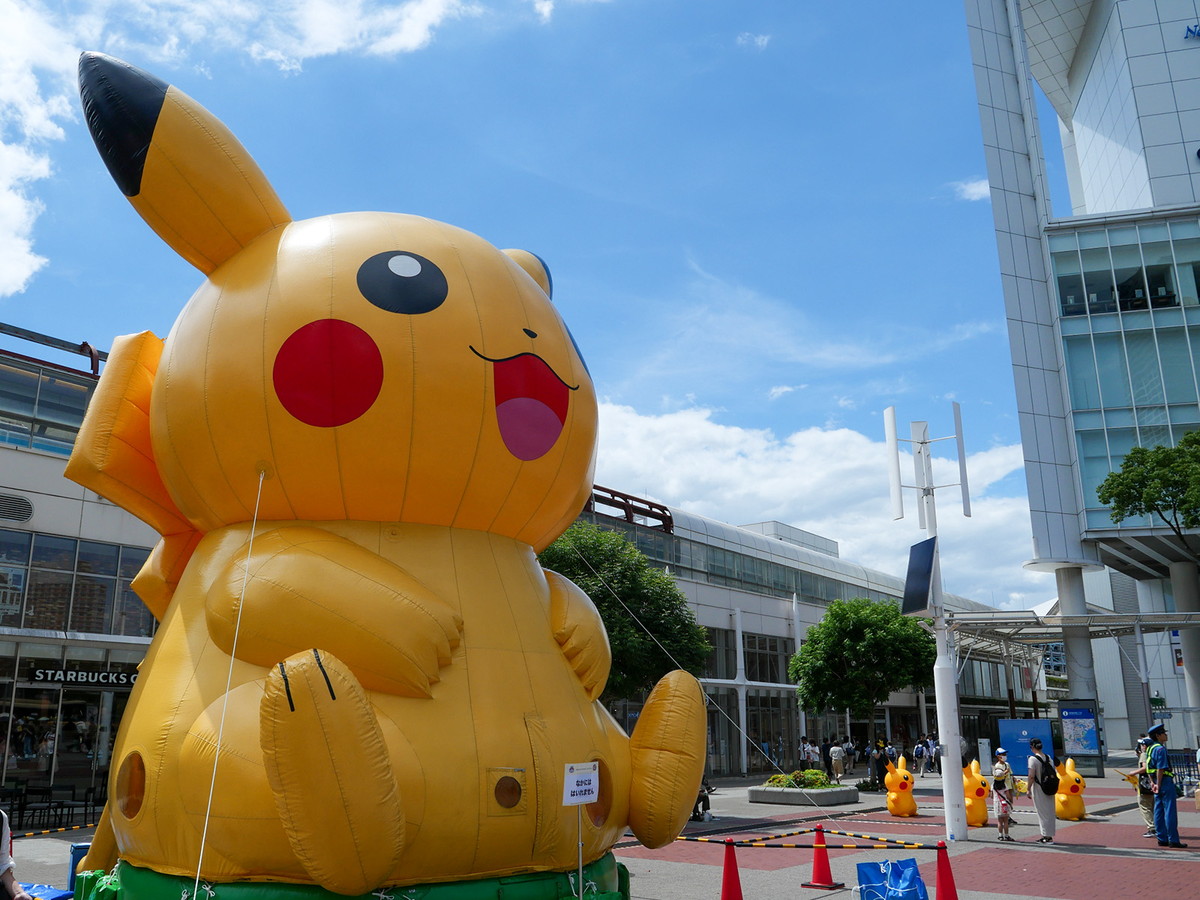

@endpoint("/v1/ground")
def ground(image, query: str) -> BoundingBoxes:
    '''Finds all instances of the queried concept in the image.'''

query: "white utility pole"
[885,403,971,843]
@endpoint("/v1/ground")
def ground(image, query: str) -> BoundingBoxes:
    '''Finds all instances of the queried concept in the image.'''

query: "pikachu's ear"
[503,249,552,297]
[78,52,291,273]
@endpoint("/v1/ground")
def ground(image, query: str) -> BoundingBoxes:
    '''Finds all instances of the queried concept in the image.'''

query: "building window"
[704,628,736,680]
[1049,219,1200,319]
[743,633,793,685]
[0,528,156,637]
[0,359,96,456]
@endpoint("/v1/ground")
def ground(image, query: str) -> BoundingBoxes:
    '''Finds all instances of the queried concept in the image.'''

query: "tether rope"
[193,470,266,895]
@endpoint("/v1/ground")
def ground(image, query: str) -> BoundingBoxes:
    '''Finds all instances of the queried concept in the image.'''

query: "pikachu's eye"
[357,251,448,314]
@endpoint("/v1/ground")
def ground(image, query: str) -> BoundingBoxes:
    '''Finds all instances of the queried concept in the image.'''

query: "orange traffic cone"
[720,839,743,900]
[801,825,845,890]
[935,841,959,900]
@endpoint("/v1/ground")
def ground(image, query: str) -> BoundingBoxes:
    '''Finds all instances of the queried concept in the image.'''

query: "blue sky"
[1,0,1072,608]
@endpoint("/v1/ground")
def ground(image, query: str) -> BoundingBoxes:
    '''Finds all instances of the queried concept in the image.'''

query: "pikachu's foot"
[627,670,707,849]
[261,649,405,895]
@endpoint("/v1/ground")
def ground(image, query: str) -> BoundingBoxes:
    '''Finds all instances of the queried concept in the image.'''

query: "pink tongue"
[496,397,564,461]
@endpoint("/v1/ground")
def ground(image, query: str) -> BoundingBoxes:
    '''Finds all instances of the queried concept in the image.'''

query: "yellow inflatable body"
[1055,759,1087,820]
[962,761,989,827]
[69,52,706,896]
[884,757,917,817]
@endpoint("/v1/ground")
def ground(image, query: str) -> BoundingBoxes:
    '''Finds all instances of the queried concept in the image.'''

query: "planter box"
[748,785,860,806]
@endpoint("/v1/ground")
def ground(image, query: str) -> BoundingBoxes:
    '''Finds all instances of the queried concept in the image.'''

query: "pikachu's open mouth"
[472,348,575,461]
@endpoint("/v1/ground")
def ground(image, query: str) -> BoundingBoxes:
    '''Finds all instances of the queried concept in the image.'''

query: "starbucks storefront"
[1,636,148,823]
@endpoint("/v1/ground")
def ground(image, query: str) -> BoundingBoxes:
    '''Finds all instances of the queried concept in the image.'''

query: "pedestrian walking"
[804,738,821,769]
[913,733,928,777]
[820,737,833,778]
[871,739,888,785]
[829,739,845,783]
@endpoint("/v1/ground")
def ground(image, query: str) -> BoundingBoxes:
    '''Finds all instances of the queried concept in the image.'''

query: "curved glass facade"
[1050,218,1200,529]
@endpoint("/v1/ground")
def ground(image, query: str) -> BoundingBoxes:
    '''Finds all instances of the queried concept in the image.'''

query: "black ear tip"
[78,51,169,198]
[531,252,553,299]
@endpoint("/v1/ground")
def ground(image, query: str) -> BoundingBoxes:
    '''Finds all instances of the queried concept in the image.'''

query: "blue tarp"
[22,883,73,900]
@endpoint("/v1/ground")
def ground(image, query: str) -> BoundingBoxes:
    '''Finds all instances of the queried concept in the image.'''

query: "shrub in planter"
[764,769,832,789]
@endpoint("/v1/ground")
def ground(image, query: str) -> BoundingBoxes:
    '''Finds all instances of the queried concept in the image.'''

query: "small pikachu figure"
[884,756,918,817]
[1055,759,1088,820]
[963,760,990,827]
[68,52,707,900]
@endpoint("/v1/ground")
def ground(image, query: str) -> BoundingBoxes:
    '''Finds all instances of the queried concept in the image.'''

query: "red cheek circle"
[899,782,909,791]
[975,788,986,797]
[273,319,383,427]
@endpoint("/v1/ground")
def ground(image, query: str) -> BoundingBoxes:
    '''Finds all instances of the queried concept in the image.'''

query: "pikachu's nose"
[273,319,384,427]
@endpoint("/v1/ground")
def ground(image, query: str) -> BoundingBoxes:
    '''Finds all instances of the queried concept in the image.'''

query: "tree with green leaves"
[538,520,711,702]
[1096,431,1200,561]
[787,596,935,727]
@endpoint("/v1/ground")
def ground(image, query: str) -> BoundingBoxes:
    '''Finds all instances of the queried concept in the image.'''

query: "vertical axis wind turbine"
[885,402,971,842]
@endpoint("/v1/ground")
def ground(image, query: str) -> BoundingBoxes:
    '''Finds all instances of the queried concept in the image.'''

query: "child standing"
[992,748,1016,842]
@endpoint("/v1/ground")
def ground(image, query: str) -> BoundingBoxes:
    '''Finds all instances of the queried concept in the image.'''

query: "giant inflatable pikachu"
[69,52,706,900]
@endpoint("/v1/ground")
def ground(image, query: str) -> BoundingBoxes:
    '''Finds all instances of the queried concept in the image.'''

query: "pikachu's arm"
[206,527,462,697]
[545,570,611,701]
[64,331,191,536]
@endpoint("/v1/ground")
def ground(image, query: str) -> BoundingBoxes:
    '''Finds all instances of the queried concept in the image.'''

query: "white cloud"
[0,140,51,295]
[736,32,770,50]
[0,0,73,295]
[606,259,995,412]
[532,0,554,22]
[952,178,991,201]
[595,401,1054,611]
[0,0,485,299]
[767,384,801,400]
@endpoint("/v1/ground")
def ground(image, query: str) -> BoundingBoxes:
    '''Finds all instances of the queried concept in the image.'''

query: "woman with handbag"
[1027,738,1057,843]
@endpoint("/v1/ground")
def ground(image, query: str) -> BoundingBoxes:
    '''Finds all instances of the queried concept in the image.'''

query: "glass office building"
[965,0,1200,745]
[1050,215,1200,528]
[0,339,157,809]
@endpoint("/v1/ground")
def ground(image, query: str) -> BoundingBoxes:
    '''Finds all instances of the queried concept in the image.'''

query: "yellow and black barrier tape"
[15,823,97,839]
[677,827,935,851]
[738,841,928,850]
[822,828,937,849]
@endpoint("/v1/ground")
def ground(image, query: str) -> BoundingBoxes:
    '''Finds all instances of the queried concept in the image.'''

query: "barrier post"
[935,841,959,900]
[720,839,743,900]
[801,825,845,890]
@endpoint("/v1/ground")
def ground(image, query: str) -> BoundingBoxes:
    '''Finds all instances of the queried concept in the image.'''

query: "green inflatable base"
[75,856,629,900]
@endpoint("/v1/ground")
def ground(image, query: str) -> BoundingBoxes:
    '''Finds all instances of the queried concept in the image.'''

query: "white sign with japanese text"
[562,762,599,806]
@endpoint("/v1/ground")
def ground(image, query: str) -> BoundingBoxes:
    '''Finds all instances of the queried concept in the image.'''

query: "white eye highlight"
[388,254,422,278]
